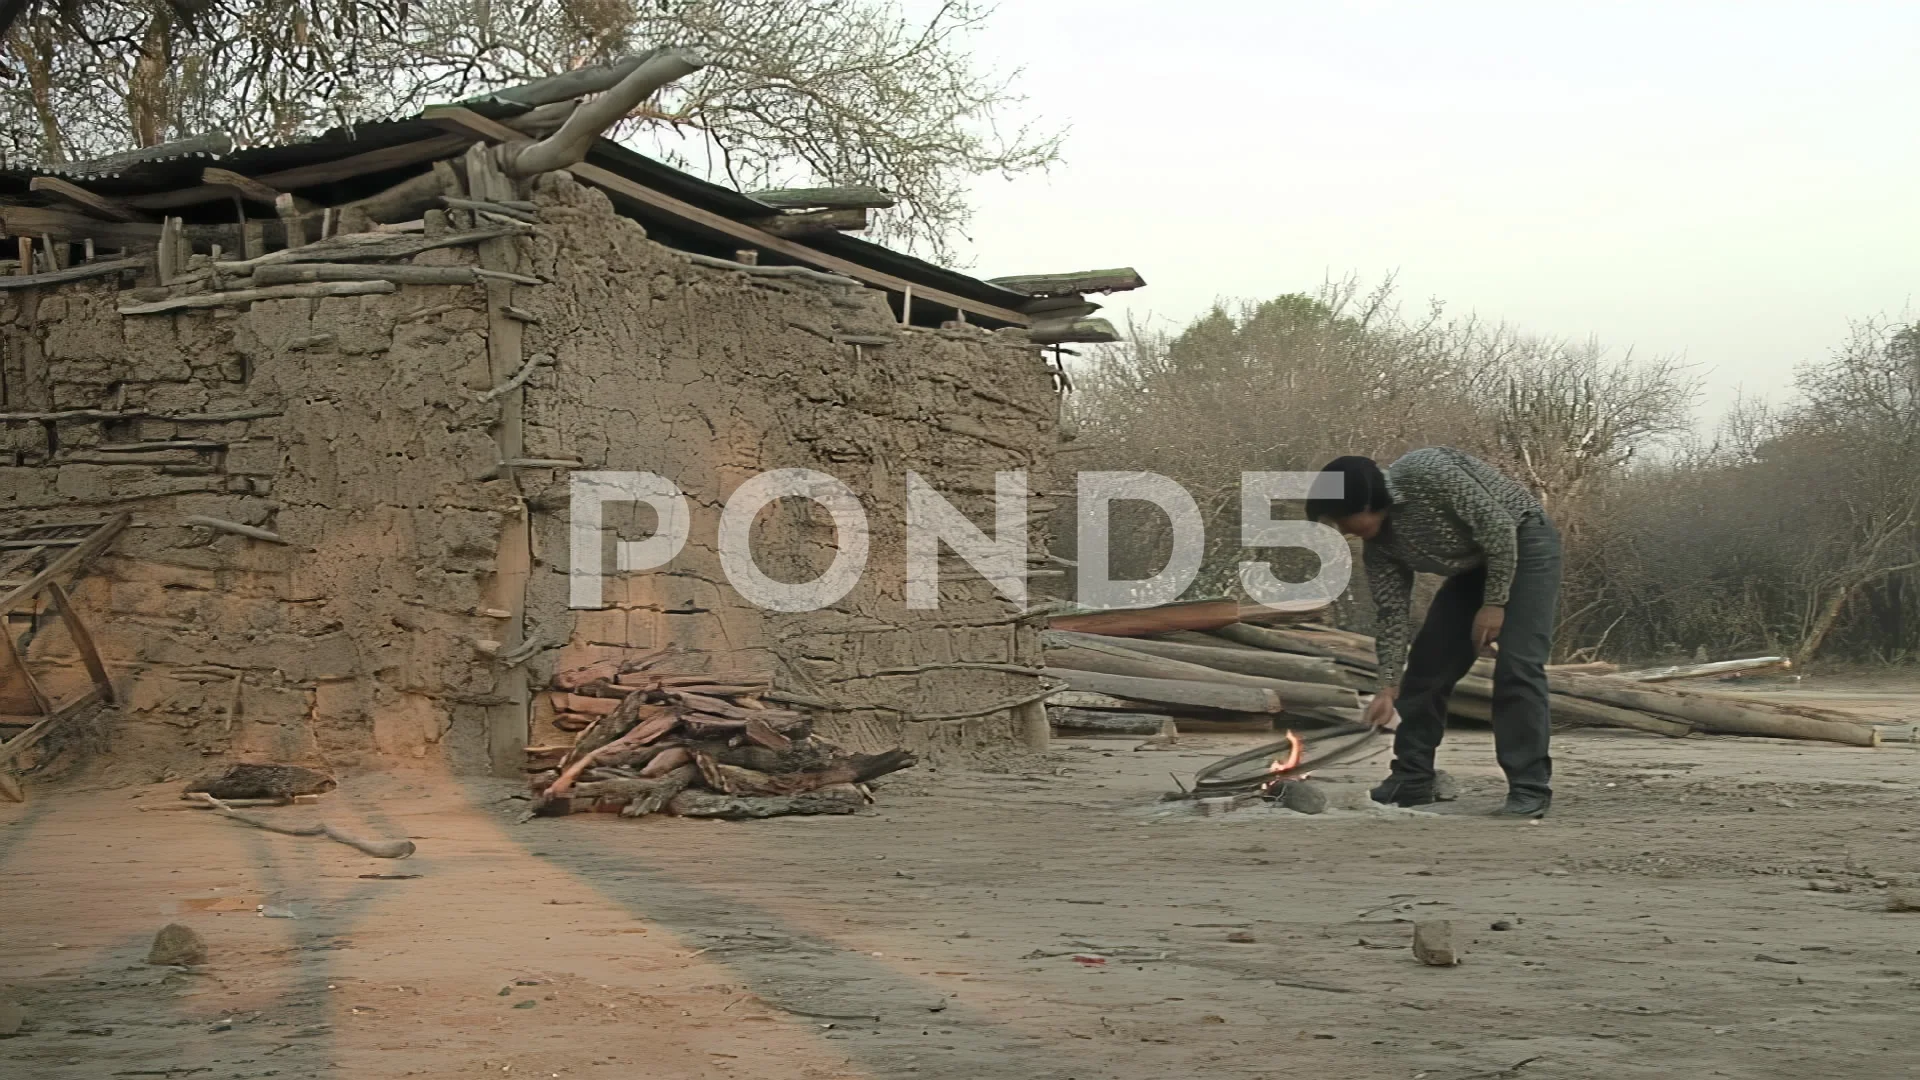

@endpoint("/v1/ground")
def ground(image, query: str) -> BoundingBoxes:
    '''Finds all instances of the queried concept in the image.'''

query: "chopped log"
[749,185,897,211]
[747,207,870,236]
[1052,629,1352,687]
[667,784,866,819]
[1028,316,1118,345]
[667,690,802,727]
[507,48,707,176]
[1048,669,1284,714]
[1045,641,1359,710]
[0,255,148,292]
[1547,673,1879,746]
[638,745,693,777]
[252,262,481,287]
[743,715,793,750]
[989,267,1146,297]
[552,693,620,716]
[594,741,681,770]
[1048,707,1175,736]
[1049,597,1241,637]
[1618,657,1790,682]
[551,712,594,732]
[554,658,622,690]
[622,764,698,818]
[696,747,915,797]
[29,176,148,222]
[119,281,397,314]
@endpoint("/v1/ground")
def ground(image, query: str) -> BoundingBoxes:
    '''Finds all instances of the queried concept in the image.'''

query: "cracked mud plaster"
[0,169,1062,777]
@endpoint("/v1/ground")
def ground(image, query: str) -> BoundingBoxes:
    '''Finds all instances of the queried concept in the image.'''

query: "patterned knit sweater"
[1364,448,1543,686]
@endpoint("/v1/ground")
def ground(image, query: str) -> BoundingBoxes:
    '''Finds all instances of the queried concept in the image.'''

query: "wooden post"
[900,284,913,325]
[467,140,533,777]
[275,194,305,248]
[734,248,759,265]
[241,221,265,260]
[15,238,29,277]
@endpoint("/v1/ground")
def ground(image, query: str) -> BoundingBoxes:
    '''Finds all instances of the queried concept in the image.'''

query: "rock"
[0,1001,23,1037]
[1433,770,1460,801]
[1226,931,1257,943]
[1886,890,1920,913]
[146,923,207,966]
[1278,780,1328,815]
[1807,878,1852,893]
[513,999,537,1009]
[1490,920,1512,931]
[1412,920,1460,966]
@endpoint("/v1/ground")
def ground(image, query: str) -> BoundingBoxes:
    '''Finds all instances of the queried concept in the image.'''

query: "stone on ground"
[1412,919,1461,966]
[147,923,207,966]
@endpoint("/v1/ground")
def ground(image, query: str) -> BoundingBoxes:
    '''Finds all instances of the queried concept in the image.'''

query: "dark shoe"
[1370,775,1436,808]
[1491,790,1552,818]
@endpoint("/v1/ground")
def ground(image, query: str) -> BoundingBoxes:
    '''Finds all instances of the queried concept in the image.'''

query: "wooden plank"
[0,255,149,292]
[201,167,281,205]
[124,134,478,211]
[0,515,127,615]
[0,684,105,769]
[1049,669,1285,714]
[423,107,1032,327]
[44,580,113,704]
[0,613,54,716]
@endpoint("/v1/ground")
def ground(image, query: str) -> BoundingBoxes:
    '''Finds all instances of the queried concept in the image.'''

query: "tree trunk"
[129,10,174,147]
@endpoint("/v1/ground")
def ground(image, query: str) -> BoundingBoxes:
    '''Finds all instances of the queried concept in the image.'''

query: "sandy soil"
[4,691,1919,1080]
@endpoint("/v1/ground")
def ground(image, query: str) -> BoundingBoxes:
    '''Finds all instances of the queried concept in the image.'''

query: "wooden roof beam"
[749,185,896,211]
[121,133,479,212]
[28,176,150,223]
[421,106,1031,327]
[988,268,1146,297]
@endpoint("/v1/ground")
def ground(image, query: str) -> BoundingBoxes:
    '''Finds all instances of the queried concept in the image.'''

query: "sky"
[945,1,1919,421]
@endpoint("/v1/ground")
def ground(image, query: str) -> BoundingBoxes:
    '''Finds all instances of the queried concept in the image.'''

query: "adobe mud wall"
[0,170,1060,778]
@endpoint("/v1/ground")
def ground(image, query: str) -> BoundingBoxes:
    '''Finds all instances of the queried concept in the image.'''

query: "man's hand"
[1362,686,1399,729]
[1472,604,1505,656]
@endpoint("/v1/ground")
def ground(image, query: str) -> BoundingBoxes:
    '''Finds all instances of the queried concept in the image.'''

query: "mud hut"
[0,51,1140,784]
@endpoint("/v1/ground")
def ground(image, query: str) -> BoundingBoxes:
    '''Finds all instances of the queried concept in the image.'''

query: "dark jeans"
[1392,516,1562,796]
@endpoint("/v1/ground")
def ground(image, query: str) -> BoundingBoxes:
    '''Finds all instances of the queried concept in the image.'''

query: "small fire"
[1259,730,1305,794]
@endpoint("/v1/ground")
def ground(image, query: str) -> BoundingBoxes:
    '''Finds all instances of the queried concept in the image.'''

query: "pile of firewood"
[1043,599,1887,748]
[527,660,916,819]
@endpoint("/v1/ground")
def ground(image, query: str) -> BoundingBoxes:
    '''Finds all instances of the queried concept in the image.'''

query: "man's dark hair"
[1304,455,1391,522]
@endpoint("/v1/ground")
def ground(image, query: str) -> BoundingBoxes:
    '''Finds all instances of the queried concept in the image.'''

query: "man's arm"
[1365,541,1415,688]
[1450,477,1520,605]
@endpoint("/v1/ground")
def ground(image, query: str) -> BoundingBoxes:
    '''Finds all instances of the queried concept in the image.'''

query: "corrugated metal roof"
[35,132,234,180]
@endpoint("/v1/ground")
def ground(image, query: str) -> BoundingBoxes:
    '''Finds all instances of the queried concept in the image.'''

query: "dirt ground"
[3,679,1918,1080]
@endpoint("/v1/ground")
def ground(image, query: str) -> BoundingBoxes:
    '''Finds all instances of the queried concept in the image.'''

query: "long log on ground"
[1053,629,1355,687]
[667,784,866,819]
[1467,658,1622,680]
[1049,597,1242,637]
[1618,657,1790,682]
[1207,622,1378,670]
[1048,707,1175,736]
[1547,673,1879,746]
[1048,669,1286,714]
[1045,642,1359,710]
[1450,677,1694,738]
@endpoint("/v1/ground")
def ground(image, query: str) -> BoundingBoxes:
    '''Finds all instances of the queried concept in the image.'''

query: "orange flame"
[1260,730,1304,793]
